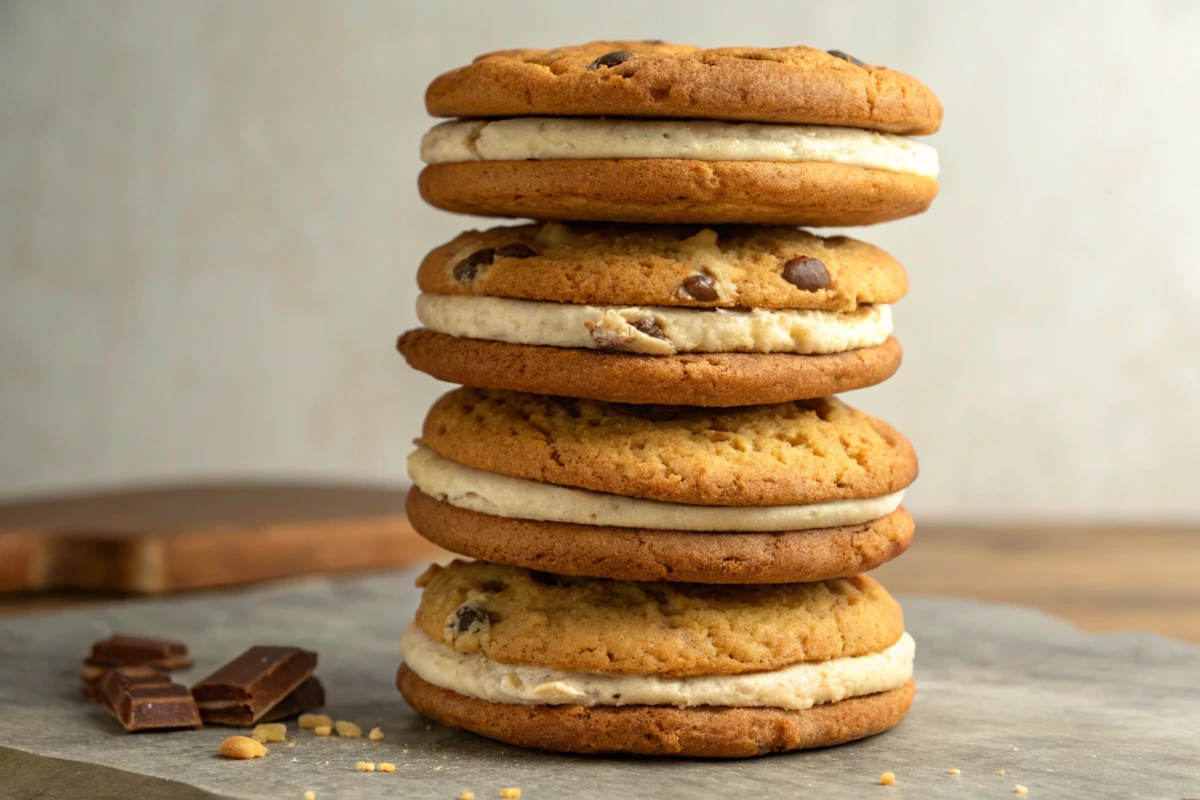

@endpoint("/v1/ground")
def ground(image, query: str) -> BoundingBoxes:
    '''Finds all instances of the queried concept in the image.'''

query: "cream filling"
[407,447,904,532]
[420,118,938,177]
[401,626,915,709]
[417,294,891,356]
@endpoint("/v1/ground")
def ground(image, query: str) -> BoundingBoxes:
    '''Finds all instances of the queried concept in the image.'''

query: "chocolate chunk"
[827,49,866,67]
[631,317,667,341]
[681,274,719,302]
[88,634,192,670]
[83,662,162,704]
[191,646,317,726]
[259,677,326,723]
[104,671,201,731]
[782,256,831,291]
[453,248,495,282]
[529,570,560,586]
[451,602,490,635]
[493,243,537,259]
[587,51,634,70]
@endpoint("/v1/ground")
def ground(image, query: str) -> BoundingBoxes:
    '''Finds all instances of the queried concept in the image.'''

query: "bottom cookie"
[397,330,903,407]
[406,488,915,583]
[398,666,915,758]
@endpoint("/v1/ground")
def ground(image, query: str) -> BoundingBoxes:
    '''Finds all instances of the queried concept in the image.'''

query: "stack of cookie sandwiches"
[397,41,941,758]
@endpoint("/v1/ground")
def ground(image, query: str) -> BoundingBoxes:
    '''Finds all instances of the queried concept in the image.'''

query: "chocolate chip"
[631,317,667,340]
[480,580,507,594]
[587,51,634,70]
[827,49,865,67]
[450,602,490,635]
[529,570,560,586]
[453,248,495,282]
[493,243,537,259]
[782,256,830,291]
[681,274,719,302]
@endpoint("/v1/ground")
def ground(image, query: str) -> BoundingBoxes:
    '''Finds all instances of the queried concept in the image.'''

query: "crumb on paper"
[336,720,363,738]
[501,789,521,799]
[948,769,960,775]
[218,735,266,760]
[998,770,1006,776]
[880,772,896,786]
[355,761,375,772]
[1015,786,1028,795]
[434,766,443,771]
[369,726,385,741]
[304,793,315,800]
[314,725,332,737]
[251,723,287,743]
[379,762,396,772]
[285,741,297,748]
[460,793,475,800]
[299,713,334,730]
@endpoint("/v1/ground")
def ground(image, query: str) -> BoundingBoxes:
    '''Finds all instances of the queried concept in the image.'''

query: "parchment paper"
[1,569,1197,799]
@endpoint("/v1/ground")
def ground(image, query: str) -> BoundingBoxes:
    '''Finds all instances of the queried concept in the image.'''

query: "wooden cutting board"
[0,483,446,594]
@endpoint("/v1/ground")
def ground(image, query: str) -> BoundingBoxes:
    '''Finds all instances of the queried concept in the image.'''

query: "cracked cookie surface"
[414,560,904,677]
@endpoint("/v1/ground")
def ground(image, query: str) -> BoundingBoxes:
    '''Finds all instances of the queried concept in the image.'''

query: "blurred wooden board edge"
[0,482,446,595]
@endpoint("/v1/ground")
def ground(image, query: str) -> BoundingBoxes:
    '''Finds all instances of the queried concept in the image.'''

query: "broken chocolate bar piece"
[260,677,326,722]
[88,634,193,670]
[82,662,163,704]
[105,672,202,731]
[192,645,317,725]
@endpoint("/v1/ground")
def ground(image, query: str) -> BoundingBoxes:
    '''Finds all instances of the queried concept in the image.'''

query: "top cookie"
[427,41,942,136]
[415,560,904,676]
[417,223,907,312]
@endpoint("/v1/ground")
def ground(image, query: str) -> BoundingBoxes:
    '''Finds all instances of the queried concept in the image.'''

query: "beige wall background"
[2,0,1198,520]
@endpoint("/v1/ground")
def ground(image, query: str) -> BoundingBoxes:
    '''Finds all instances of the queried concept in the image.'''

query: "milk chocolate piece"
[105,672,202,731]
[260,677,326,722]
[82,662,162,704]
[88,634,193,670]
[192,646,317,725]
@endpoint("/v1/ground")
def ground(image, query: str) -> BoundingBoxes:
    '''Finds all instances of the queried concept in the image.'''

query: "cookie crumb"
[299,713,333,730]
[948,769,961,775]
[314,725,332,737]
[369,726,385,741]
[251,723,287,743]
[219,735,266,760]
[355,761,375,772]
[304,793,315,800]
[880,772,896,786]
[501,790,521,799]
[460,793,475,800]
[998,770,1006,776]
[335,720,362,738]
[379,762,396,772]
[1015,786,1028,795]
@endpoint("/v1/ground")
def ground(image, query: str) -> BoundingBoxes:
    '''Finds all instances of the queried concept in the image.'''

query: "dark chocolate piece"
[259,677,326,722]
[493,243,537,259]
[827,49,866,67]
[587,51,634,70]
[782,256,831,291]
[105,671,202,731]
[88,634,192,670]
[453,248,495,282]
[192,646,317,725]
[82,662,162,704]
[631,317,667,341]
[681,274,719,302]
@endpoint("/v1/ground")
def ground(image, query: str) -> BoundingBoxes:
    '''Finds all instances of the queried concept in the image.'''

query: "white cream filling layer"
[407,447,904,532]
[417,294,891,356]
[402,625,914,709]
[420,118,938,177]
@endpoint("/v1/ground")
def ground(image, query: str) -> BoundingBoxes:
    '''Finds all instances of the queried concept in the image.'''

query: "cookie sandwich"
[397,560,916,757]
[406,388,917,584]
[419,42,941,226]
[399,223,906,407]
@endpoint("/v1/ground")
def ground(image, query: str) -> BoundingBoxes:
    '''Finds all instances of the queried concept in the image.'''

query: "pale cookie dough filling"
[407,447,904,532]
[402,625,915,710]
[417,294,891,356]
[421,118,939,177]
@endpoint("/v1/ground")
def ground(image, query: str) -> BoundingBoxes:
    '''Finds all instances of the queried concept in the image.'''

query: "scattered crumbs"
[1015,786,1028,795]
[355,761,376,772]
[403,749,410,754]
[948,769,961,775]
[336,720,363,738]
[285,741,297,748]
[460,793,475,800]
[369,727,385,741]
[501,790,521,799]
[251,723,288,744]
[304,793,315,800]
[998,770,1006,776]
[443,755,448,760]
[380,763,396,772]
[314,725,332,737]
[434,766,443,771]
[880,772,896,786]
[299,713,334,730]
